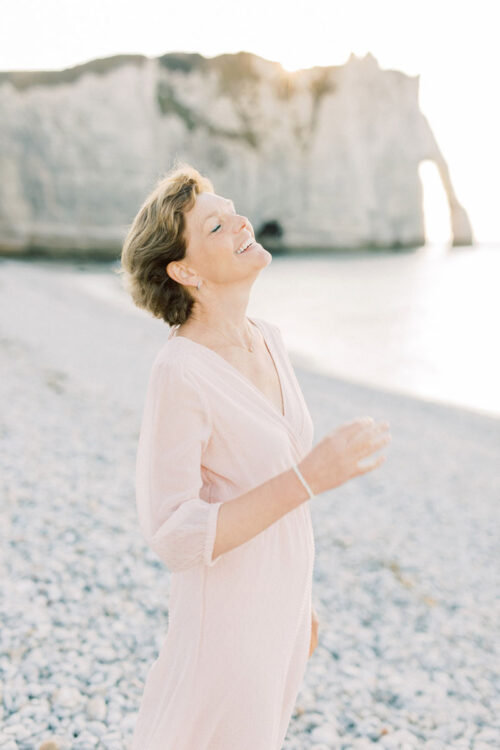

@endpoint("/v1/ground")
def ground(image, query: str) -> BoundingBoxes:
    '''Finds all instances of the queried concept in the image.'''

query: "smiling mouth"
[235,241,256,255]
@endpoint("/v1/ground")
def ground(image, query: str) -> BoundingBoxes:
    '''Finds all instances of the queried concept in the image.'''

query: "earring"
[196,280,202,291]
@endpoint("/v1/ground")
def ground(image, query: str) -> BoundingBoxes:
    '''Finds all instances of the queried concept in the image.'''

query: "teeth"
[236,239,254,254]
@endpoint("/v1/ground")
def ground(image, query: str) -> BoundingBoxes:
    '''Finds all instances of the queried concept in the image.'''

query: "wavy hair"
[117,160,214,326]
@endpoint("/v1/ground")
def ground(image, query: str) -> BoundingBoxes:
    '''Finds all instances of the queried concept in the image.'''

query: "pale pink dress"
[131,316,315,750]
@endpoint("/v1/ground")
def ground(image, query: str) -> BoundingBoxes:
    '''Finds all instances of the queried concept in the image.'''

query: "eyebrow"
[202,199,235,228]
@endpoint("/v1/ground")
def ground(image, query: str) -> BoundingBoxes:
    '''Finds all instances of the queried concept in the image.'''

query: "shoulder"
[251,316,283,339]
[147,348,213,424]
[153,339,200,373]
[252,317,287,356]
[149,345,207,395]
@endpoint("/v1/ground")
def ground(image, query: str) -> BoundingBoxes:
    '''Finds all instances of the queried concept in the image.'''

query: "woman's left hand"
[308,606,319,658]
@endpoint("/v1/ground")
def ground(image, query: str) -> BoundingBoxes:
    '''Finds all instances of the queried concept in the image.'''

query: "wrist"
[293,462,315,499]
[288,463,314,504]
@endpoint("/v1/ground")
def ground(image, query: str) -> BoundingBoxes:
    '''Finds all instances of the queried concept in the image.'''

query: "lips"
[237,242,255,254]
[235,237,256,254]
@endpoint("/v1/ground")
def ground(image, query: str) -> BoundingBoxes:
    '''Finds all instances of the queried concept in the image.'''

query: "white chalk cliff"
[0,51,473,255]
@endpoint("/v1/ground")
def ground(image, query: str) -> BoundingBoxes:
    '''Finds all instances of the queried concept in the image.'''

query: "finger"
[349,419,378,443]
[342,417,375,436]
[369,421,391,436]
[368,432,392,453]
[356,454,387,474]
[352,421,391,449]
[349,426,383,455]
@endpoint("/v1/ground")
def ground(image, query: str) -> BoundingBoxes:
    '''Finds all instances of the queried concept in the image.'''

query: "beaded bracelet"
[291,463,315,500]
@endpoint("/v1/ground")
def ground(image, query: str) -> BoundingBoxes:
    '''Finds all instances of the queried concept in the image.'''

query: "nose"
[235,214,250,231]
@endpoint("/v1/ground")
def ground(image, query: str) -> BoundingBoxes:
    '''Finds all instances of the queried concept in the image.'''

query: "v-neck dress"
[131,316,315,750]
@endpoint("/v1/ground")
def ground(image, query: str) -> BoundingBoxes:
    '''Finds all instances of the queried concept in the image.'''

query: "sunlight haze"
[2,0,498,241]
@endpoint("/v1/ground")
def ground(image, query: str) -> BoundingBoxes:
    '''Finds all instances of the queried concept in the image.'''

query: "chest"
[216,341,285,418]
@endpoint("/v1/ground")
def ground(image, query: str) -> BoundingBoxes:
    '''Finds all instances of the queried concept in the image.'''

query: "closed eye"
[210,205,236,234]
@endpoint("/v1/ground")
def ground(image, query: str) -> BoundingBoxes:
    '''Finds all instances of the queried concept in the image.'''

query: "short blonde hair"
[117,160,214,326]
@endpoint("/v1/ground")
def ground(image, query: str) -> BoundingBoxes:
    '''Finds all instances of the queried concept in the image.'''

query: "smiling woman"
[118,161,216,326]
[119,159,389,750]
[118,161,317,750]
[118,161,270,326]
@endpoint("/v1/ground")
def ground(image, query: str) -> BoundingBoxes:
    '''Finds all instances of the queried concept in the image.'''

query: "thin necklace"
[188,318,255,353]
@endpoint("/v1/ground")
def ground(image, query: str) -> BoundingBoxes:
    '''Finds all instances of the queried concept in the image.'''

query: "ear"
[166,260,193,286]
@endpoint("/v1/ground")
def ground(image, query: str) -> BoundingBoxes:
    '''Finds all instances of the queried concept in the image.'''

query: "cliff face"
[0,51,473,255]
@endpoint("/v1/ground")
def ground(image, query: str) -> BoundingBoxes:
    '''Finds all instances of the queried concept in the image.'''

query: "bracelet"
[291,463,315,500]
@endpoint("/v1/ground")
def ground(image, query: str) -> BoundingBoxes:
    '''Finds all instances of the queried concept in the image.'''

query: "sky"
[2,0,499,243]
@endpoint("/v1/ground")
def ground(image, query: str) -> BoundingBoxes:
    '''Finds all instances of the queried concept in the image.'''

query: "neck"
[189,290,252,339]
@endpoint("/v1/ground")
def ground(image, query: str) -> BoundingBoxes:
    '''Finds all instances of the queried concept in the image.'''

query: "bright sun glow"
[0,0,499,241]
[279,56,311,73]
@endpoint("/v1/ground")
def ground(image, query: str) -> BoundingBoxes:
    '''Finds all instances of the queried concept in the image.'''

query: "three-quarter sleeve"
[135,355,225,573]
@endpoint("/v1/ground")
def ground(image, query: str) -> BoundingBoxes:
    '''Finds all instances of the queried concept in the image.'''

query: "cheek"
[200,244,236,280]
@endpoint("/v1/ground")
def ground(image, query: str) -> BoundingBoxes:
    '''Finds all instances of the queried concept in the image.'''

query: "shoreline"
[2,254,499,421]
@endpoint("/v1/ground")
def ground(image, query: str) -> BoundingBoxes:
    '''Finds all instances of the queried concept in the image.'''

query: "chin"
[253,241,271,258]
[260,246,273,264]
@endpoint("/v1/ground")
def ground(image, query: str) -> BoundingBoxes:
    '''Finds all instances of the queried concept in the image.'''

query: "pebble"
[85,696,107,722]
[1,260,499,749]
[0,741,19,750]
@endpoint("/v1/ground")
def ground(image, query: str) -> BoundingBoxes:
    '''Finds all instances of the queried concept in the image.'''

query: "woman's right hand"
[297,417,391,496]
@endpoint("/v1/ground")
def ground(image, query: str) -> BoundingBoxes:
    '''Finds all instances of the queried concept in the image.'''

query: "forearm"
[211,466,310,561]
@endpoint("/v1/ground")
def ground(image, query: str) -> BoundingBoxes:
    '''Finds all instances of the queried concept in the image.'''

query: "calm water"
[77,242,500,419]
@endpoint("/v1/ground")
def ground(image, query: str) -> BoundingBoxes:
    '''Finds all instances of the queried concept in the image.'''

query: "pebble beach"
[1,258,499,750]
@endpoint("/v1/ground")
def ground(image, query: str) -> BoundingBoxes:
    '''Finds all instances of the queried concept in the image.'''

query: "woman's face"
[169,191,272,288]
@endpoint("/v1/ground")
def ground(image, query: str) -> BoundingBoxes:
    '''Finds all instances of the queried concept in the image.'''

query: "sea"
[71,241,500,420]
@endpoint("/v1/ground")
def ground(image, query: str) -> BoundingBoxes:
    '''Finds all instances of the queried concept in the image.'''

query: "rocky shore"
[1,259,498,749]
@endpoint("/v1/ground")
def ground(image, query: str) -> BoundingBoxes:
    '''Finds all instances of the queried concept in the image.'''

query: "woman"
[119,162,391,749]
